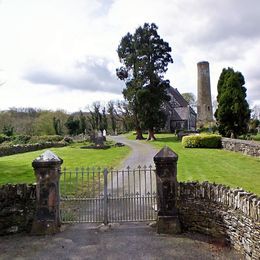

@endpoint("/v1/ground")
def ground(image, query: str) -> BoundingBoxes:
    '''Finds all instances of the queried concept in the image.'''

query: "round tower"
[197,61,213,123]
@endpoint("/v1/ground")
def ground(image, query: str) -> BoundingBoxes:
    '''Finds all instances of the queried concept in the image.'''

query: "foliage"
[181,92,196,109]
[197,122,218,134]
[0,134,64,146]
[88,102,102,131]
[0,134,11,144]
[0,108,69,136]
[0,106,133,137]
[33,111,56,135]
[12,135,31,144]
[182,134,222,148]
[63,136,74,144]
[65,115,80,135]
[100,107,108,131]
[29,135,64,143]
[79,111,87,134]
[248,119,260,135]
[116,23,173,140]
[136,82,170,131]
[107,101,117,134]
[53,117,63,135]
[215,68,250,137]
[113,100,135,133]
[2,124,14,136]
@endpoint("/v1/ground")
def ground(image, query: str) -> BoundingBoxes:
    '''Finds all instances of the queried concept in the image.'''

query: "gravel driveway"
[108,135,158,169]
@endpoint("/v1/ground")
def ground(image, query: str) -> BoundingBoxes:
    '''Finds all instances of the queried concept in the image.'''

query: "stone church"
[163,87,197,132]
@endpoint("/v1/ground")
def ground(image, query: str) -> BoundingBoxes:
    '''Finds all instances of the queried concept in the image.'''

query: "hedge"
[2,135,64,145]
[0,134,11,144]
[0,142,66,157]
[182,134,222,148]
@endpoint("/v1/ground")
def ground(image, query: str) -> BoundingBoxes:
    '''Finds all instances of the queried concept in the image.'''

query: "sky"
[0,0,259,112]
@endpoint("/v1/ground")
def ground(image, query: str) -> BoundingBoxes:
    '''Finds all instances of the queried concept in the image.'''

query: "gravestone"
[95,130,104,147]
[103,129,107,141]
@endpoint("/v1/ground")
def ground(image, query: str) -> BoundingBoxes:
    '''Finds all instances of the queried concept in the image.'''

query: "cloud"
[24,57,124,94]
[179,1,260,45]
[1,0,260,112]
[246,79,260,104]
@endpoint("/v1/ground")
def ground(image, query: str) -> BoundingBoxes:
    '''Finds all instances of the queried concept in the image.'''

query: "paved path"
[0,223,242,260]
[108,135,158,169]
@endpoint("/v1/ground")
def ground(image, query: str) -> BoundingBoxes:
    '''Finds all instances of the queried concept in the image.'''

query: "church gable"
[163,87,197,132]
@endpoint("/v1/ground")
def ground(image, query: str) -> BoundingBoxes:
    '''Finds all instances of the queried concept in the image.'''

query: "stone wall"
[0,142,66,157]
[221,137,260,157]
[178,182,260,259]
[0,184,36,235]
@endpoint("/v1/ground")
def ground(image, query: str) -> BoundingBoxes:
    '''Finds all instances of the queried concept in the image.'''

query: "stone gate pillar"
[31,150,63,235]
[154,146,181,234]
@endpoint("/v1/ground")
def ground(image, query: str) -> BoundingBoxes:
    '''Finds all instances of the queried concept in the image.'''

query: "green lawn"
[128,133,260,195]
[252,133,260,141]
[0,142,130,185]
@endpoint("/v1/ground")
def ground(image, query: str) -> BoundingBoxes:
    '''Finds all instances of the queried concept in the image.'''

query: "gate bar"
[103,169,108,225]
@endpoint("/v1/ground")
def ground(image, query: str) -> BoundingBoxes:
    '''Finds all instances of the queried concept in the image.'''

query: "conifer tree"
[116,23,173,140]
[215,68,250,137]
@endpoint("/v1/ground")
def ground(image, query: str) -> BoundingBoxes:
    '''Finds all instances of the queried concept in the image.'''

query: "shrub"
[63,136,73,144]
[0,134,11,144]
[182,134,222,148]
[12,135,31,144]
[2,124,14,136]
[29,135,63,143]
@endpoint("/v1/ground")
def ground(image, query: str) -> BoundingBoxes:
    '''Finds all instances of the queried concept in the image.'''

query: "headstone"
[98,130,103,138]
[96,130,104,147]
[90,131,97,143]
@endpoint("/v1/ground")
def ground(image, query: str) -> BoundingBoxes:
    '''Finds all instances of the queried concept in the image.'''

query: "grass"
[0,141,130,185]
[252,133,260,141]
[127,132,260,195]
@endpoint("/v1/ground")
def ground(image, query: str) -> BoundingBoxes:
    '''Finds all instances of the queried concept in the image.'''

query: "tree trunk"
[147,128,156,141]
[136,127,144,140]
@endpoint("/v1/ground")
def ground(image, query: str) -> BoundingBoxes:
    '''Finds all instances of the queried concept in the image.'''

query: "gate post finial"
[31,150,63,235]
[154,146,181,234]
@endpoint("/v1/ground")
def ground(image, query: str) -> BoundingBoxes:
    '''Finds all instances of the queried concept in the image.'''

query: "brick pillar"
[154,146,181,234]
[31,150,63,235]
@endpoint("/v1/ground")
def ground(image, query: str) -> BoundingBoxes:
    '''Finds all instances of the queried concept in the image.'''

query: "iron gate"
[60,166,157,223]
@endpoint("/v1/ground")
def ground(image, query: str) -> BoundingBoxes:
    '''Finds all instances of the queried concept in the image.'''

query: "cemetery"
[0,9,259,259]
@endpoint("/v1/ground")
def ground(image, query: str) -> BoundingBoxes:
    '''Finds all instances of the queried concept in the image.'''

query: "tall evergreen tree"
[116,23,173,140]
[215,68,250,138]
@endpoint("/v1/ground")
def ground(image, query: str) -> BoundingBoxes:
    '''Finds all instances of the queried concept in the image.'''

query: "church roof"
[164,87,197,120]
[167,87,189,107]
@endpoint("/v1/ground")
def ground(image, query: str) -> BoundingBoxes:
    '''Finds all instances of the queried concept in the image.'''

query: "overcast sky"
[0,0,259,112]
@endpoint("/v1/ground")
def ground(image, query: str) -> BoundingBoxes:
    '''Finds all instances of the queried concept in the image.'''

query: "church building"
[163,87,197,132]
